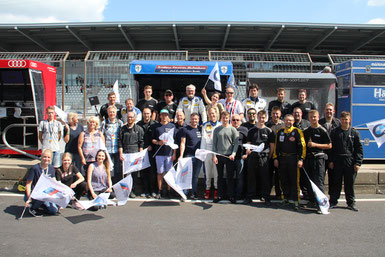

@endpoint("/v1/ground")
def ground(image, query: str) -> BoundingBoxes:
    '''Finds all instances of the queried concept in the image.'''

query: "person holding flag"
[25,149,58,217]
[303,110,332,213]
[119,111,144,198]
[152,109,177,199]
[329,111,363,211]
[201,88,224,121]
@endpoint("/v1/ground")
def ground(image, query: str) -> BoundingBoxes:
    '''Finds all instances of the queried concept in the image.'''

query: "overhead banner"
[130,60,233,75]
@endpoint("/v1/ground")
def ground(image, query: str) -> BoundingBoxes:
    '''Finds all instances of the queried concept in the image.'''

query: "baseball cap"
[160,109,169,114]
[164,89,173,95]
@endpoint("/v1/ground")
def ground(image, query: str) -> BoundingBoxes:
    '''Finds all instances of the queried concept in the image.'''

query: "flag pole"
[152,145,164,158]
[202,77,210,89]
[18,196,32,220]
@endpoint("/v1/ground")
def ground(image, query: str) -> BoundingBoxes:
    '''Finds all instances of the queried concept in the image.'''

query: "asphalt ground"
[1,193,385,257]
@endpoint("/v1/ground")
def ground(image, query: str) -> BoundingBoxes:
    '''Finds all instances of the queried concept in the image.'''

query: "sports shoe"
[190,194,198,200]
[280,199,289,206]
[140,193,146,197]
[155,193,161,199]
[213,197,222,203]
[243,198,252,205]
[293,201,299,210]
[151,192,157,198]
[213,190,218,199]
[29,208,43,217]
[329,203,337,209]
[348,204,359,212]
[204,190,210,200]
[145,193,151,199]
[129,192,136,198]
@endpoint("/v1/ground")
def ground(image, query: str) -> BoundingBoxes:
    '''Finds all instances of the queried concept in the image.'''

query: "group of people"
[25,83,363,216]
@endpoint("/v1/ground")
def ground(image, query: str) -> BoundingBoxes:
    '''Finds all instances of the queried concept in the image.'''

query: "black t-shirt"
[247,126,275,153]
[55,165,80,186]
[303,126,331,156]
[137,98,158,112]
[64,124,84,154]
[155,101,178,120]
[268,100,292,119]
[241,122,256,131]
[291,101,316,120]
[294,119,311,131]
[99,103,123,121]
[236,126,248,159]
[181,126,201,156]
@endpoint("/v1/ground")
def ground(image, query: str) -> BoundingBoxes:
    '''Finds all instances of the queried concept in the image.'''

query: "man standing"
[266,106,284,132]
[242,83,266,121]
[231,114,248,201]
[244,110,275,205]
[118,111,144,197]
[99,92,123,121]
[201,107,221,199]
[178,113,202,199]
[152,109,176,199]
[137,85,158,120]
[218,86,244,121]
[177,84,207,125]
[155,89,178,122]
[137,107,158,198]
[303,110,332,211]
[38,106,62,168]
[174,111,186,159]
[268,88,292,119]
[121,98,142,124]
[273,114,306,210]
[101,105,124,184]
[241,107,257,131]
[291,89,316,120]
[293,107,311,131]
[329,111,363,211]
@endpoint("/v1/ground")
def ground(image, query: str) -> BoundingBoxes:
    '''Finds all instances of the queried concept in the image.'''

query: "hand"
[70,183,76,189]
[201,88,206,95]
[158,140,165,146]
[274,159,279,168]
[106,187,112,193]
[120,154,125,161]
[81,158,86,165]
[148,146,152,152]
[246,149,251,155]
[297,160,303,168]
[242,155,248,160]
[307,141,314,148]
[354,164,360,172]
[213,155,218,164]
[329,162,334,169]
[91,193,97,199]
[229,155,235,161]
[171,154,176,162]
[25,198,31,207]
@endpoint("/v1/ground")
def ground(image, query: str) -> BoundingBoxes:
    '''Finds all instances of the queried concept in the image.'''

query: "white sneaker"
[29,208,43,217]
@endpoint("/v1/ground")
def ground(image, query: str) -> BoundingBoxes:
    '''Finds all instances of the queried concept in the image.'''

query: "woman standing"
[212,111,239,203]
[78,116,105,176]
[55,152,87,200]
[63,112,83,171]
[201,88,224,120]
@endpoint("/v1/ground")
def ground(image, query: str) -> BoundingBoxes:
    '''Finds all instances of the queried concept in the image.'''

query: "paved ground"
[1,193,385,257]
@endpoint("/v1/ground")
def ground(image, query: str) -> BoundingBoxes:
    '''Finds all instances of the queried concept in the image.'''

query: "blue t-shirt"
[181,125,202,156]
[153,122,176,156]
[27,164,56,191]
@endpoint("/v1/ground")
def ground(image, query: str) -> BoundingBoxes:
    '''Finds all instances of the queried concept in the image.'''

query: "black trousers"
[247,153,270,199]
[141,153,157,194]
[278,155,300,202]
[329,158,357,206]
[216,155,235,198]
[269,159,282,197]
[304,156,326,202]
[73,181,88,200]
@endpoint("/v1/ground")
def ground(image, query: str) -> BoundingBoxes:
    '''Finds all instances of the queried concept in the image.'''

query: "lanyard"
[226,100,236,116]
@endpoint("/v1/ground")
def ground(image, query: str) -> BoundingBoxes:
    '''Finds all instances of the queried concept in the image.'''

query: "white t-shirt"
[38,120,62,151]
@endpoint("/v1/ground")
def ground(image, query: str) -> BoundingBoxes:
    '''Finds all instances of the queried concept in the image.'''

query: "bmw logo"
[373,124,385,138]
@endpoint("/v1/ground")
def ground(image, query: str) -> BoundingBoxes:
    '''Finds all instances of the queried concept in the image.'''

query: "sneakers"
[348,204,359,212]
[213,197,223,203]
[155,193,161,199]
[204,190,210,200]
[243,198,252,205]
[190,194,198,200]
[28,208,43,217]
[213,190,218,199]
[293,201,299,211]
[129,192,136,198]
[329,203,337,209]
[280,199,289,206]
[151,192,157,198]
[145,193,151,199]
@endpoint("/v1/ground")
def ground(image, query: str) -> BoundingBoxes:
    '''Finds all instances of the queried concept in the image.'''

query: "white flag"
[77,192,111,210]
[195,149,228,161]
[112,174,133,206]
[243,143,265,153]
[30,173,75,208]
[209,62,222,91]
[309,180,330,215]
[366,119,385,148]
[112,80,120,103]
[122,148,151,174]
[159,128,178,150]
[176,157,193,190]
[54,105,68,122]
[164,167,187,200]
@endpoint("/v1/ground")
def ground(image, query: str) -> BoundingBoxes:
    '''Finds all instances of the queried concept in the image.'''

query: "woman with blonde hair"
[78,116,105,176]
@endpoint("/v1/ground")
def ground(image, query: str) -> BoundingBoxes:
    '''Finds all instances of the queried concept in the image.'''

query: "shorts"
[155,155,173,174]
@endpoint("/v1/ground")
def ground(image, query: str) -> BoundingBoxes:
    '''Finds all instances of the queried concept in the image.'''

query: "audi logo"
[8,60,27,68]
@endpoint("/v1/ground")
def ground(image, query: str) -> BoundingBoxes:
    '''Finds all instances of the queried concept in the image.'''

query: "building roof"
[0,21,384,56]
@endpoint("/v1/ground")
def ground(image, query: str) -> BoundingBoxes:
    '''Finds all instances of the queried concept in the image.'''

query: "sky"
[0,0,385,24]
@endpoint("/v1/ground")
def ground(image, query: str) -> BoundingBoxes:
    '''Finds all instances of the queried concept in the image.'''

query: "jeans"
[24,195,58,214]
[234,158,244,199]
[186,155,203,196]
[110,152,122,184]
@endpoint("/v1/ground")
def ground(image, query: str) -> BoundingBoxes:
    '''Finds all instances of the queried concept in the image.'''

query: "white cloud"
[0,0,108,23]
[367,18,385,24]
[368,0,385,6]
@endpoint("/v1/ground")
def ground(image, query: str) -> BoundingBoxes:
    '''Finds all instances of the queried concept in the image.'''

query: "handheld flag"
[54,105,68,122]
[302,168,329,215]
[122,148,151,174]
[159,128,178,150]
[209,62,222,91]
[227,73,236,88]
[243,143,265,153]
[112,80,120,103]
[366,119,385,147]
[164,167,187,200]
[195,149,229,162]
[30,173,75,208]
[77,192,111,210]
[176,157,193,190]
[112,174,133,206]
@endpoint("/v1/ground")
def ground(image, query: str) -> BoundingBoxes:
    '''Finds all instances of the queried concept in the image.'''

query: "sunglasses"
[226,92,234,95]
[248,112,256,115]
[232,119,240,121]
[165,94,172,96]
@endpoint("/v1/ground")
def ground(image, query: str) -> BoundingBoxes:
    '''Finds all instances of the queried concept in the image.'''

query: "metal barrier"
[2,123,40,160]
[328,54,385,65]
